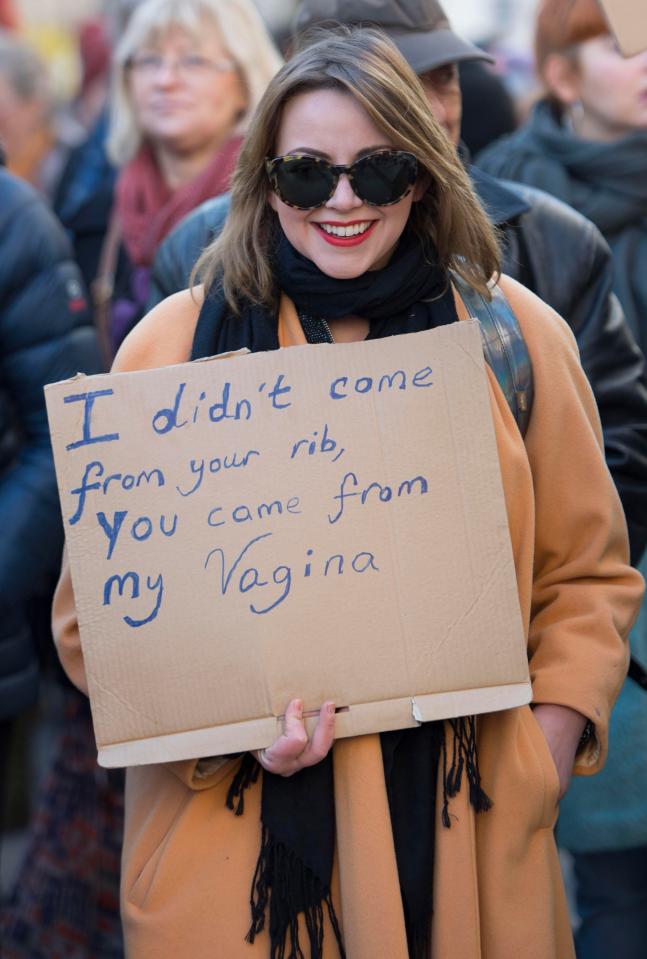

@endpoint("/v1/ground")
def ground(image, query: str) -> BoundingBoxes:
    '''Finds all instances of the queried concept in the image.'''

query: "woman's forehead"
[276,88,392,155]
[138,17,221,51]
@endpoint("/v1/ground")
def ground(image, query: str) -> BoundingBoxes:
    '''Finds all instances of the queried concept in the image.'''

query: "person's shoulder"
[505,179,600,240]
[113,285,205,373]
[496,273,578,357]
[0,166,69,258]
[163,192,231,252]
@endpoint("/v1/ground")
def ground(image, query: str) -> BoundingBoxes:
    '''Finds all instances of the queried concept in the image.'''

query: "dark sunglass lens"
[273,157,334,208]
[355,152,418,205]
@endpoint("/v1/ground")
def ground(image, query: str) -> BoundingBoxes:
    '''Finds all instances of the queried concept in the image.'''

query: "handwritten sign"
[46,322,530,766]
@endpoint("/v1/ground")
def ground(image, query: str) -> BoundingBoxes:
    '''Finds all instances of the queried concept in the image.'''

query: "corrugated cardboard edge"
[43,349,251,394]
[97,681,531,767]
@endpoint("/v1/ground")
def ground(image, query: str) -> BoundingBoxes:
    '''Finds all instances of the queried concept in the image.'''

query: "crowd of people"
[1,1,646,957]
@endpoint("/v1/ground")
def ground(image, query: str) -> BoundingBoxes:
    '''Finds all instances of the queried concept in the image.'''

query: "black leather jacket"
[148,174,647,563]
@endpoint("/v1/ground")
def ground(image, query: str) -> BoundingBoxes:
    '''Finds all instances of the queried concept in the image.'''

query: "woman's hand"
[532,703,589,800]
[253,698,336,777]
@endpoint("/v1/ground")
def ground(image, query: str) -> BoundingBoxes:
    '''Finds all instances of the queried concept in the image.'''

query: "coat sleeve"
[501,276,644,774]
[498,184,647,566]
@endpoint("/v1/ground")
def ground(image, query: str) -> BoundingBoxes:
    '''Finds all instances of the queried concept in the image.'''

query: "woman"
[477,2,647,956]
[477,0,647,356]
[53,27,642,959]
[96,0,282,354]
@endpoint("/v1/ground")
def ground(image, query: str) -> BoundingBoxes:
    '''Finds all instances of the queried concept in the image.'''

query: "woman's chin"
[309,250,377,281]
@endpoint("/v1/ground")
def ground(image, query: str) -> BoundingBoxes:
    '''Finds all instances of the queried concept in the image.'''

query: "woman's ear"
[413,173,431,202]
[542,52,581,107]
[267,190,279,212]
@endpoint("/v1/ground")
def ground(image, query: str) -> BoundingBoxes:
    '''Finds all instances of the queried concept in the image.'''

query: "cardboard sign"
[46,322,531,767]
[598,0,647,57]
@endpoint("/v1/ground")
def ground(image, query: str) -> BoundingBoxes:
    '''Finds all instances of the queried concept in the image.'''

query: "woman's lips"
[313,220,378,247]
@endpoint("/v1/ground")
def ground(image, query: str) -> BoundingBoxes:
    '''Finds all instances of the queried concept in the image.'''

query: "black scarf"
[478,99,647,354]
[192,228,491,959]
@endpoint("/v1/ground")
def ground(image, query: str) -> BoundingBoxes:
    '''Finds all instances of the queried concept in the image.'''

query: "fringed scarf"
[116,135,242,268]
[191,228,493,959]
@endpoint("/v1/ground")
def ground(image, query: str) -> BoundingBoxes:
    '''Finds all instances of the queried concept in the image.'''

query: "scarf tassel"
[246,825,346,959]
[226,752,261,816]
[442,717,492,828]
[227,718,491,957]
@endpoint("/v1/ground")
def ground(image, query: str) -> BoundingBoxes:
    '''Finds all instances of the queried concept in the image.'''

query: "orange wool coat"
[53,275,643,959]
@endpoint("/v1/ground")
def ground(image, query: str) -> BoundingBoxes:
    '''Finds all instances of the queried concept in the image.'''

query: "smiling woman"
[96,0,282,356]
[52,24,643,959]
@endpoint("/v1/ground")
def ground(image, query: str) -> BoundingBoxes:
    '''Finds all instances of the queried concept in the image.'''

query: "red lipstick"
[314,220,377,247]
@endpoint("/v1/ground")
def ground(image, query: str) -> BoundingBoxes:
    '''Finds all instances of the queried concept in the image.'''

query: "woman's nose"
[325,173,363,210]
[153,60,181,85]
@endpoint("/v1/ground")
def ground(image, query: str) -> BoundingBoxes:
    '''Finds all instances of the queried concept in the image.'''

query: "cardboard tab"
[46,322,531,767]
[598,0,647,57]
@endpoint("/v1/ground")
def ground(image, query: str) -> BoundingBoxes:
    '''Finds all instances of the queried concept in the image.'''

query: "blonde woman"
[55,28,642,959]
[97,0,282,354]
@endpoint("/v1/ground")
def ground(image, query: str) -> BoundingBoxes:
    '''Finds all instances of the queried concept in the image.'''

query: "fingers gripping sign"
[254,698,336,777]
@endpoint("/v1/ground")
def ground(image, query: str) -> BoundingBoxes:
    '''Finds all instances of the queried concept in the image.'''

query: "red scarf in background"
[115,135,243,267]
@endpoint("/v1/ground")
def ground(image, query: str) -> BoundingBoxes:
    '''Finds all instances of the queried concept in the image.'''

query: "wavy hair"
[107,0,283,166]
[196,26,501,310]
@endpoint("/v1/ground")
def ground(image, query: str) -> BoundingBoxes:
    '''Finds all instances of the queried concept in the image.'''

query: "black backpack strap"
[450,272,534,438]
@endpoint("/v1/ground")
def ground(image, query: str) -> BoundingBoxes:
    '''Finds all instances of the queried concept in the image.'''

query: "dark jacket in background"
[148,177,647,565]
[53,107,118,299]
[459,61,517,157]
[0,162,104,720]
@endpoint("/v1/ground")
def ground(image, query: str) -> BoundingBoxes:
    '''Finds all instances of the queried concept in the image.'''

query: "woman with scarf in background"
[477,2,647,956]
[477,0,647,357]
[95,0,282,357]
[53,27,642,959]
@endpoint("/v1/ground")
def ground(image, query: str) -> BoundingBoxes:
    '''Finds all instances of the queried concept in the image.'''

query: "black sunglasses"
[265,149,419,210]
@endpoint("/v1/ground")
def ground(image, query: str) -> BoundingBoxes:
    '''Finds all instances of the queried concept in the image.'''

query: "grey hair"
[0,30,50,107]
[107,0,283,166]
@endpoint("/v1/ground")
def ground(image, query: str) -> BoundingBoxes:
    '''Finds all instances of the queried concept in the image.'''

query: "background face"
[418,63,463,147]
[127,21,248,157]
[0,71,45,162]
[574,35,647,140]
[268,87,420,280]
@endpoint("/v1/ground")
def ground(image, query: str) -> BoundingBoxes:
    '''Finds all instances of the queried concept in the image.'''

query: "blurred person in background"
[0,29,84,198]
[54,2,141,312]
[0,0,18,30]
[92,0,281,359]
[477,1,647,957]
[151,0,647,572]
[73,17,112,132]
[0,144,104,942]
[477,0,647,357]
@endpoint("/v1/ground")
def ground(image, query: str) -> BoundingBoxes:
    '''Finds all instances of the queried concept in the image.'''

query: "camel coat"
[53,275,643,959]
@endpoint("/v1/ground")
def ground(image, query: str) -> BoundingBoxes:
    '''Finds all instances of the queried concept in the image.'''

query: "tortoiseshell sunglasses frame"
[265,149,419,210]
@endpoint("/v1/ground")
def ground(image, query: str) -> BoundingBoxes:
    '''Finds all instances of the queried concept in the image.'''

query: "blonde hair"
[107,0,283,165]
[195,27,501,311]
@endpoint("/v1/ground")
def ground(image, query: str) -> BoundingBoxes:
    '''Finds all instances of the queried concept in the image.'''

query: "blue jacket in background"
[0,163,104,720]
